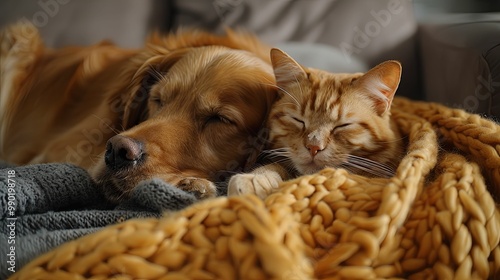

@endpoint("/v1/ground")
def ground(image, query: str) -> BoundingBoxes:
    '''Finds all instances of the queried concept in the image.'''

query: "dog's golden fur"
[0,23,276,202]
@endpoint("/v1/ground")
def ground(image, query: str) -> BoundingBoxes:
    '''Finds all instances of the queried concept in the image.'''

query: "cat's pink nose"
[307,145,322,157]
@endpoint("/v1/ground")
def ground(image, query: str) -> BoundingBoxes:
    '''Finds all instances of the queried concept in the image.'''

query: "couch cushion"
[172,0,420,99]
[419,20,500,119]
[275,42,368,73]
[0,0,170,48]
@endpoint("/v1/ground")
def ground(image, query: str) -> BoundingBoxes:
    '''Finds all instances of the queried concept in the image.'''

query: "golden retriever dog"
[0,23,276,202]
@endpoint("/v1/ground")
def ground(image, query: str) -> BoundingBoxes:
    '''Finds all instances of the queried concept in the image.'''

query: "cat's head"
[268,48,402,176]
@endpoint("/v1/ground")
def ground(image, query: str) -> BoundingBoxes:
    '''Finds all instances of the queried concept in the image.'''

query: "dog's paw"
[177,178,217,199]
[227,172,281,199]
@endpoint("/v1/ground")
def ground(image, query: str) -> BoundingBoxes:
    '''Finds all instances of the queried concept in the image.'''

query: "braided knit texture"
[11,98,500,279]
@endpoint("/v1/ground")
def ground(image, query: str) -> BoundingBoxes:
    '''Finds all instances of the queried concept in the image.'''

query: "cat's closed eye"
[333,123,352,132]
[291,116,305,128]
[266,48,404,178]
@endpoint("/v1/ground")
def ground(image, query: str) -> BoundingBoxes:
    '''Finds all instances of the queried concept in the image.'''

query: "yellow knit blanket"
[11,98,500,279]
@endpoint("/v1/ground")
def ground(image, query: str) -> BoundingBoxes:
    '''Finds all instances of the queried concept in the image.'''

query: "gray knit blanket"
[0,162,198,278]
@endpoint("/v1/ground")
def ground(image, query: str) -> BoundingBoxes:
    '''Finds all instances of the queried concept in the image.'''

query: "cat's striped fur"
[228,48,404,198]
[268,48,403,177]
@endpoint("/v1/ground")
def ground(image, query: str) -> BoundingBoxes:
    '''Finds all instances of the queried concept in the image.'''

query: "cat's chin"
[297,163,324,175]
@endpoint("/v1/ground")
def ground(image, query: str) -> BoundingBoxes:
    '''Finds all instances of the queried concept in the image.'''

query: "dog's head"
[90,45,276,202]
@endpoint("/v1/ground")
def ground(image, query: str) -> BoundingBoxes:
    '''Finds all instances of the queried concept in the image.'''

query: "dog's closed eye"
[150,96,164,107]
[204,114,235,127]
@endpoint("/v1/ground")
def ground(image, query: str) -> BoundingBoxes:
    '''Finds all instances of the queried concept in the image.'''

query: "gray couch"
[1,0,499,118]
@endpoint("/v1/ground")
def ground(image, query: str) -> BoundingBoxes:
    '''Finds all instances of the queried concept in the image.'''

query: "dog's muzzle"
[105,135,145,170]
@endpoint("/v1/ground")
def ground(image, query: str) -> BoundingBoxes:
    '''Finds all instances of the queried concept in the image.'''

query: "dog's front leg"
[177,177,217,199]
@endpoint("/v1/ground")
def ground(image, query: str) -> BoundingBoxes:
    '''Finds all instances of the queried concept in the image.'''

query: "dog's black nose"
[105,135,145,170]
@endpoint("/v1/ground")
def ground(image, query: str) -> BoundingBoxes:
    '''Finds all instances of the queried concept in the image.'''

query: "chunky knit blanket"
[8,98,500,279]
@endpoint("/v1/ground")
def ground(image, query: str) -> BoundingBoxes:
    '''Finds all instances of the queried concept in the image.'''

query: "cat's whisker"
[336,164,357,175]
[275,85,300,107]
[266,155,292,162]
[277,102,301,108]
[341,162,390,178]
[281,160,297,174]
[265,155,292,164]
[264,150,292,156]
[346,154,386,166]
[91,114,121,135]
[264,150,287,154]
[265,157,290,164]
[347,163,394,178]
[341,156,395,178]
[293,75,305,103]
[262,148,290,153]
[261,150,294,166]
[273,158,293,165]
[347,155,395,171]
[262,148,292,157]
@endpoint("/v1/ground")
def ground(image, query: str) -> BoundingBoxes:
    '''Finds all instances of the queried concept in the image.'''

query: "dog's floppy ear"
[122,49,189,130]
[122,68,156,130]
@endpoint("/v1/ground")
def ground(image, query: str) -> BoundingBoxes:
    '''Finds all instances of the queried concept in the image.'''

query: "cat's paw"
[227,172,282,199]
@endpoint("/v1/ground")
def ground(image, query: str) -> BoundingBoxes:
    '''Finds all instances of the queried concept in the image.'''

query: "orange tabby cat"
[228,48,404,198]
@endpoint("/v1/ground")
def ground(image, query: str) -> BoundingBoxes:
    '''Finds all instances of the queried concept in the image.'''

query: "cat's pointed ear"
[355,60,401,115]
[270,48,308,92]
